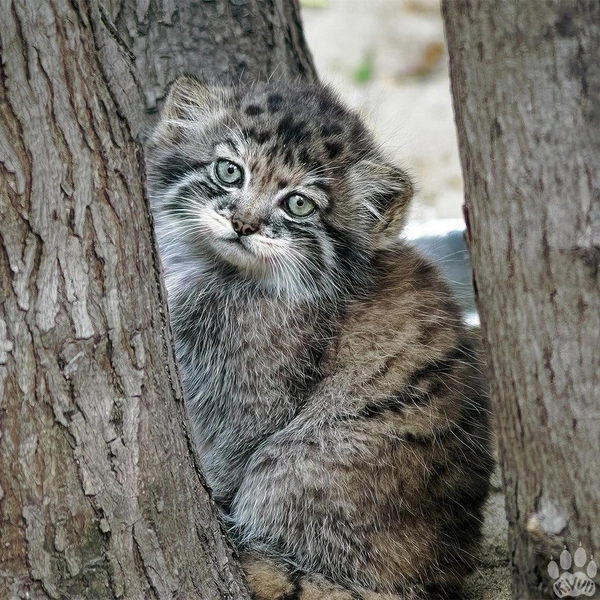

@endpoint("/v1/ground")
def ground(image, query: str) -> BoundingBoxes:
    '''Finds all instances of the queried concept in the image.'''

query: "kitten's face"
[148,79,412,300]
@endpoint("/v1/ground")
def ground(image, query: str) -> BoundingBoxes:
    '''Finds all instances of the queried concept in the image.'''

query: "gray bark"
[442,2,600,597]
[0,0,314,598]
[102,0,317,136]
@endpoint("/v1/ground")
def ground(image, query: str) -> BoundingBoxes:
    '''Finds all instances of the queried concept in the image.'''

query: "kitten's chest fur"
[170,278,328,502]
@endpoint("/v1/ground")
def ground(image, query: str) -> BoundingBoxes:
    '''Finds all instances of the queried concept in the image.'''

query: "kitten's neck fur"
[166,254,349,504]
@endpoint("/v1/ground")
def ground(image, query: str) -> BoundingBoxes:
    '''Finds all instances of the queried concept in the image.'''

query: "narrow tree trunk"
[442,2,600,597]
[0,0,314,597]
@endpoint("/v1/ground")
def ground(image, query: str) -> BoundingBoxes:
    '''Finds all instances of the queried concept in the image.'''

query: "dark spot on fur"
[245,104,263,116]
[350,119,369,146]
[319,96,346,118]
[277,179,289,189]
[267,93,284,112]
[266,143,281,162]
[283,147,295,167]
[278,115,311,145]
[241,127,257,140]
[299,148,311,166]
[413,259,437,280]
[255,130,273,145]
[356,387,430,419]
[321,123,343,137]
[403,432,431,445]
[298,148,323,174]
[324,141,343,159]
[242,127,273,146]
[298,149,324,177]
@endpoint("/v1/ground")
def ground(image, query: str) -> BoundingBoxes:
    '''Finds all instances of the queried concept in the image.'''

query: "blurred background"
[301,0,477,322]
[301,0,462,223]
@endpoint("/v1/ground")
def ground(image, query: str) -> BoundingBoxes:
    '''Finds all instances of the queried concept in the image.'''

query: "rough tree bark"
[102,0,317,136]
[442,2,600,598]
[0,0,315,598]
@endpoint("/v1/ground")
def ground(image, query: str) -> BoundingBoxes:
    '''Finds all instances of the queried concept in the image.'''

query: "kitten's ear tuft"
[351,160,414,250]
[161,75,214,121]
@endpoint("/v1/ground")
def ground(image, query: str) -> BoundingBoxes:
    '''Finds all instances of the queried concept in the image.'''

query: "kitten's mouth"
[197,210,272,275]
[225,235,252,251]
[214,235,265,271]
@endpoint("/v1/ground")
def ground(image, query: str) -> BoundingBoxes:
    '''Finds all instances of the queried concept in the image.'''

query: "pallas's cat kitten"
[147,76,493,600]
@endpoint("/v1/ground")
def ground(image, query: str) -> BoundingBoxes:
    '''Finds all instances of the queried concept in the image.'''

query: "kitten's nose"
[231,217,259,236]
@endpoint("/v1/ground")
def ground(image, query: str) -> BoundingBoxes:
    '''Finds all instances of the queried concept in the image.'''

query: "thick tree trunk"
[442,2,600,598]
[0,0,314,598]
[99,0,317,136]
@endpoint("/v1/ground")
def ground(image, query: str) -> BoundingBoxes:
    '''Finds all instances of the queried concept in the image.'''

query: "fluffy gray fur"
[147,77,492,599]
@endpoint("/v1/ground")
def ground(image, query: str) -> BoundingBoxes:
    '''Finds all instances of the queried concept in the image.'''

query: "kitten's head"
[147,76,412,300]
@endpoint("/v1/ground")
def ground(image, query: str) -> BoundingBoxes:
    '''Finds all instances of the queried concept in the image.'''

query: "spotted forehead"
[221,85,374,177]
[242,150,300,190]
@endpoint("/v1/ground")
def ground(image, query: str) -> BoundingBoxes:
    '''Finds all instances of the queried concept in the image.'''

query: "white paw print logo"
[548,544,597,597]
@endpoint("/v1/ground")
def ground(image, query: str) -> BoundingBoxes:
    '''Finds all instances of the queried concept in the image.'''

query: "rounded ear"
[350,160,414,249]
[161,75,214,121]
[149,76,219,149]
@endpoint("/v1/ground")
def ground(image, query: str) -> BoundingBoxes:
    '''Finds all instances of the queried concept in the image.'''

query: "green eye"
[215,160,243,185]
[284,194,316,217]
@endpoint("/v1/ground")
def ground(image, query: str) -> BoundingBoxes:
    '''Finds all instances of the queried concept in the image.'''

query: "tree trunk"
[442,2,600,597]
[100,0,317,137]
[0,0,314,598]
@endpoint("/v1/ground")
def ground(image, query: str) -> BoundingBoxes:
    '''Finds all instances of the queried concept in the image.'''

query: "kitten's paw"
[240,553,407,600]
[240,553,298,600]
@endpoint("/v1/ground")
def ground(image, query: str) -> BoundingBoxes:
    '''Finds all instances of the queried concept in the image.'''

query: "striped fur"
[147,77,493,599]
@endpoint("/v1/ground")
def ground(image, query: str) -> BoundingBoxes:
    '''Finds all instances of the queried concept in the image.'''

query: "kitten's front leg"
[229,362,491,598]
